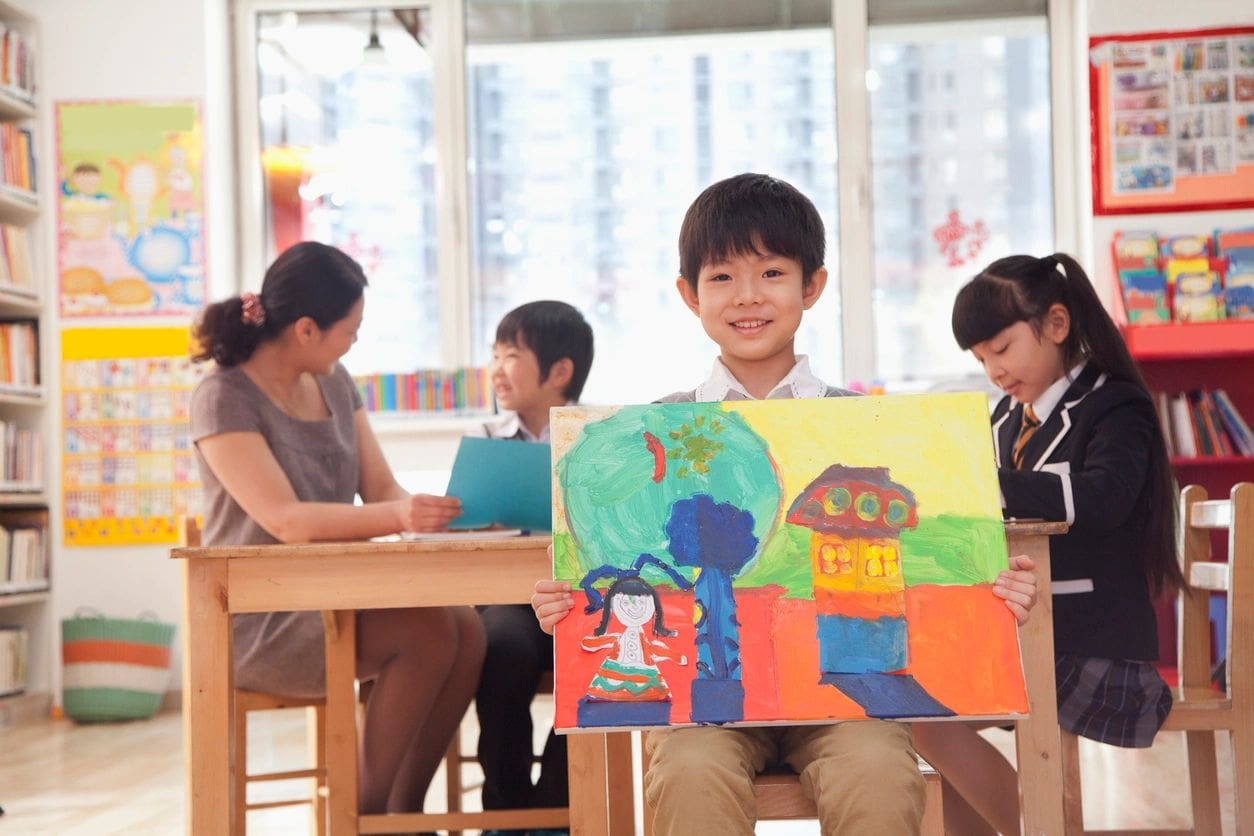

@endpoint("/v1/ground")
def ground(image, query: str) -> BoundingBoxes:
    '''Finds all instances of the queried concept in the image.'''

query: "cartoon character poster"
[550,394,1028,732]
[55,100,207,317]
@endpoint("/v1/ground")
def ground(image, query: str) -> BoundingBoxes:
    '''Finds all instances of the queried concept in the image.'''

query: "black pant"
[476,604,568,812]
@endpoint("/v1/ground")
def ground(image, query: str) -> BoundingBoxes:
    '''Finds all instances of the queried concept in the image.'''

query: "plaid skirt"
[1055,653,1172,748]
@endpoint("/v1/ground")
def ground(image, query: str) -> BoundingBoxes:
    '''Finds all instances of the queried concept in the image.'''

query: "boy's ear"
[1043,302,1071,344]
[802,267,828,310]
[675,276,700,316]
[543,357,574,390]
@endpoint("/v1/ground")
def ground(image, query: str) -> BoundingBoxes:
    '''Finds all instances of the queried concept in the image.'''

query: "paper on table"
[444,436,552,532]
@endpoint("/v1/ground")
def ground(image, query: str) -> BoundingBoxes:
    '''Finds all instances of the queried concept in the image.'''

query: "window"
[250,7,442,373]
[233,2,1063,396]
[465,13,841,403]
[868,18,1053,383]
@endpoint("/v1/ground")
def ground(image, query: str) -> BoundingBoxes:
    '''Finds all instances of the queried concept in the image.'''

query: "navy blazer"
[995,364,1161,660]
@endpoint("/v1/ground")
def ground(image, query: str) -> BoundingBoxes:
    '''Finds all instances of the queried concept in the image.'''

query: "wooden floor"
[0,703,1236,834]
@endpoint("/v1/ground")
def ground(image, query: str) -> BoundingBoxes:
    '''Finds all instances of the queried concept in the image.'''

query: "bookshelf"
[0,0,47,725]
[1123,320,1254,673]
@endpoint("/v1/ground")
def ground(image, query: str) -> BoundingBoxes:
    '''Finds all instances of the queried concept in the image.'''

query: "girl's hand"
[532,579,575,635]
[396,494,462,532]
[994,554,1038,625]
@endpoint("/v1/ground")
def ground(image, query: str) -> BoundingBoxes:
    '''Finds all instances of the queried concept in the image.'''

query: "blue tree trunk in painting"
[667,494,759,724]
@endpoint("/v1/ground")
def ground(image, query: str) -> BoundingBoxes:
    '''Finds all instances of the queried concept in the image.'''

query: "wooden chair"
[181,517,329,835]
[430,671,570,836]
[1061,482,1252,835]
[639,741,944,835]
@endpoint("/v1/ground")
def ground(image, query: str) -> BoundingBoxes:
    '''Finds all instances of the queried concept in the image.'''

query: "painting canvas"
[550,393,1028,732]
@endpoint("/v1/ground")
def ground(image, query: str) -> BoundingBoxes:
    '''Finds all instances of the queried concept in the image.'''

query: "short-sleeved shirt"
[189,362,362,697]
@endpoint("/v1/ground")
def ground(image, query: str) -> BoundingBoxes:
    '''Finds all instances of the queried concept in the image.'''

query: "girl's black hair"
[192,241,368,367]
[952,253,1183,595]
[594,576,674,637]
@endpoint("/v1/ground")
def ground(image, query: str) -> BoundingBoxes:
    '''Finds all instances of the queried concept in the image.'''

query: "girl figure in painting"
[577,557,690,726]
[912,253,1182,835]
[189,241,483,815]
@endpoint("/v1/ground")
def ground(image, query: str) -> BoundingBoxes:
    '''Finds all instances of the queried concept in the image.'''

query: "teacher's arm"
[352,408,462,531]
[198,429,414,543]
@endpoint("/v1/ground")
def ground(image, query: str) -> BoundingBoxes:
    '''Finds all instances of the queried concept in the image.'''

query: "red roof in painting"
[786,464,918,536]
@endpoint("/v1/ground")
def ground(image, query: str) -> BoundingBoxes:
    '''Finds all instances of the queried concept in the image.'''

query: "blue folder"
[445,436,552,532]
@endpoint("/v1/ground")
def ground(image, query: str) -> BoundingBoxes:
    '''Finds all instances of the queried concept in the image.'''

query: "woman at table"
[189,240,483,815]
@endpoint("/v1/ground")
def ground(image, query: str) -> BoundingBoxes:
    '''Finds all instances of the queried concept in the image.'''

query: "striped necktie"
[1012,405,1041,469]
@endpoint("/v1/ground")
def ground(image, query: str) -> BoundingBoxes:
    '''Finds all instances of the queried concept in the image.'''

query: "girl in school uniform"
[912,252,1184,835]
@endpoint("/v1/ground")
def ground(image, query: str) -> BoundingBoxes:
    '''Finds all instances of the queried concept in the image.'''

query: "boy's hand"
[397,494,462,532]
[994,554,1037,625]
[532,579,575,635]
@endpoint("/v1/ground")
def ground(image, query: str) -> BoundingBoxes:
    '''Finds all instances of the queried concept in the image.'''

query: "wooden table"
[174,535,633,835]
[176,523,1066,835]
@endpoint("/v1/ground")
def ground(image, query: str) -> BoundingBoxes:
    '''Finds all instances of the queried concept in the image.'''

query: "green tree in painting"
[557,404,780,577]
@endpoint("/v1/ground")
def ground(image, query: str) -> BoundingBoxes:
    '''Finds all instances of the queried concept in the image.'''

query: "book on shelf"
[0,319,37,387]
[1112,226,1254,324]
[0,25,35,101]
[0,225,33,292]
[0,123,33,193]
[1,524,46,589]
[0,625,29,697]
[1157,388,1254,460]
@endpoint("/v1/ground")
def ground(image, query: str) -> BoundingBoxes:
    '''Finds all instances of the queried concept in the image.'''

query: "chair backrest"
[1177,482,1251,702]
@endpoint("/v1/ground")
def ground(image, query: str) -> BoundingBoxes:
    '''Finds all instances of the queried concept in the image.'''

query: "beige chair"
[1061,482,1252,835]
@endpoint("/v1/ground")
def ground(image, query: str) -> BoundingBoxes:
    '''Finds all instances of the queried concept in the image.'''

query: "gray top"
[190,363,362,546]
[188,362,363,698]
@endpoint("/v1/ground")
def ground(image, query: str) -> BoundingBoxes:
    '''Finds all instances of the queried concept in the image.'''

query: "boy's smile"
[677,248,827,397]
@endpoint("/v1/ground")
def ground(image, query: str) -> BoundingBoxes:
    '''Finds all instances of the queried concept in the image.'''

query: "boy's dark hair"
[677,172,825,290]
[192,241,368,367]
[952,252,1183,596]
[73,163,101,175]
[495,300,594,402]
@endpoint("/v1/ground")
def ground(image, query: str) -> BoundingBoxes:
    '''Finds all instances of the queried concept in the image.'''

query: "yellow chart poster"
[61,327,206,546]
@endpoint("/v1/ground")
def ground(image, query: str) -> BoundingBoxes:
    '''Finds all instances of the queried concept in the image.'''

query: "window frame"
[230,0,1082,387]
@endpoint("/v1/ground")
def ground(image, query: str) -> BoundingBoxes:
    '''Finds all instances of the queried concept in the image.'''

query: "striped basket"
[61,609,176,723]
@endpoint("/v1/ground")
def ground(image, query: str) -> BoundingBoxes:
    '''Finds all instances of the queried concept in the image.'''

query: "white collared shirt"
[693,355,827,402]
[1022,361,1087,423]
[483,402,576,442]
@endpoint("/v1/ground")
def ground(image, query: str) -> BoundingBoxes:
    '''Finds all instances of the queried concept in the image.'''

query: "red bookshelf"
[1122,321,1254,674]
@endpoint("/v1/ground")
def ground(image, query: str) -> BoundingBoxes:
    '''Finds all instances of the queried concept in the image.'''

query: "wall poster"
[1090,26,1254,214]
[56,100,207,316]
[61,328,205,546]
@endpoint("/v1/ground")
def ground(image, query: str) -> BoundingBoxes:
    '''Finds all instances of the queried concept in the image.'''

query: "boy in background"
[531,174,1037,834]
[476,300,593,835]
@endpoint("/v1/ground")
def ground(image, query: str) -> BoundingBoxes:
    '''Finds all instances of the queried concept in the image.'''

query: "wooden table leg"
[1008,537,1066,836]
[605,732,635,835]
[183,557,232,834]
[324,611,358,835]
[567,732,611,836]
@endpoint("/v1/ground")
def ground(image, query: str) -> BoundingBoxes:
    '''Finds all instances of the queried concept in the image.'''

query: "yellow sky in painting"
[725,392,1000,520]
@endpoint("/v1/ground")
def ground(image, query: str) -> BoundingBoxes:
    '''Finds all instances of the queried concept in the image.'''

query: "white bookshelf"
[0,0,48,725]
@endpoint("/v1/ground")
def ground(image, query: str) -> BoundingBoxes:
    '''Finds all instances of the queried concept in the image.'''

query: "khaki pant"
[644,721,924,836]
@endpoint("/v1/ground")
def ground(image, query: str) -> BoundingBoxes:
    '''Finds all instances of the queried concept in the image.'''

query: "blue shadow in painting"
[577,697,673,727]
[822,673,955,719]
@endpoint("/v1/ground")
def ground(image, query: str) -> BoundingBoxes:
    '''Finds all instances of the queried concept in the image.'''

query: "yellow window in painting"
[865,543,884,577]
[883,544,900,577]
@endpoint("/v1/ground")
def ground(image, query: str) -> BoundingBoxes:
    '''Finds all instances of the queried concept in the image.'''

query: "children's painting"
[550,394,1028,732]
[56,100,206,317]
